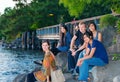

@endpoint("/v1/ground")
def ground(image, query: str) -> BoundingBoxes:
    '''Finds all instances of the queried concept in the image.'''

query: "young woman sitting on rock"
[51,23,71,56]
[77,30,109,82]
[26,40,56,82]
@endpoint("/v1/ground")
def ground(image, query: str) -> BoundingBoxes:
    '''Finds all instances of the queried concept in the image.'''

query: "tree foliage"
[107,0,120,13]
[0,0,72,41]
[0,0,120,42]
[117,19,120,33]
[59,0,120,18]
[100,14,118,28]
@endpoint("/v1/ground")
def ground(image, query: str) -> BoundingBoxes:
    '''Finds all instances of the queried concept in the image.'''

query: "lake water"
[0,47,43,82]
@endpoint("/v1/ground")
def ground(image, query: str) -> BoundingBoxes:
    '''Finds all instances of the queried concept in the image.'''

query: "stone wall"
[107,34,120,54]
[91,61,120,82]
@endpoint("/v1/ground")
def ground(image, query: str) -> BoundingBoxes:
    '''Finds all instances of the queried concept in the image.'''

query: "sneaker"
[70,69,74,73]
[33,60,42,66]
[72,74,78,80]
[66,69,74,73]
[72,70,78,76]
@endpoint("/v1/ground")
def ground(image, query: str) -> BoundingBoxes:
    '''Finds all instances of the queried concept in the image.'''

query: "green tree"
[0,0,72,41]
[104,0,120,14]
[59,0,120,18]
[29,0,72,27]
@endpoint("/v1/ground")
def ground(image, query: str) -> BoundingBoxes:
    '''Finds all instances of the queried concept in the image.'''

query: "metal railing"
[36,13,120,40]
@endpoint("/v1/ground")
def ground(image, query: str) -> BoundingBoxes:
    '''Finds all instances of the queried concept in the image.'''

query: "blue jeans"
[78,50,94,71]
[67,50,82,71]
[74,50,86,73]
[78,57,106,81]
[78,50,85,58]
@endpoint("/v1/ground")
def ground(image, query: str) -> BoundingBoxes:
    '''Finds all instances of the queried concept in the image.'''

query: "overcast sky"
[0,0,16,14]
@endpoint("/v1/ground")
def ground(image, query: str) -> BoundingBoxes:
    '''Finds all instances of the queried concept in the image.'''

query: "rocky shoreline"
[13,52,120,82]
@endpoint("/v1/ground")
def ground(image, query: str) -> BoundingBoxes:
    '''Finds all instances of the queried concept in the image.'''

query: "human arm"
[83,47,90,56]
[66,32,72,47]
[72,42,86,56]
[50,51,56,60]
[56,41,60,48]
[70,35,77,51]
[77,47,96,66]
[43,52,55,76]
[44,57,51,82]
[98,32,102,42]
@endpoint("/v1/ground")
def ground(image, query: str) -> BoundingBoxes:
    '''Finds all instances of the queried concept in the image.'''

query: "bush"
[100,14,118,28]
[112,54,120,61]
[117,19,120,33]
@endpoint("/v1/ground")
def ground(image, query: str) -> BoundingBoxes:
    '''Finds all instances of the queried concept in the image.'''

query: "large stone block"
[113,75,120,82]
[91,61,120,82]
[55,52,68,72]
[13,73,27,82]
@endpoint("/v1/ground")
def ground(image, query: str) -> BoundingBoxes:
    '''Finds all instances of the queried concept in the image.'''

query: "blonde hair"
[79,21,86,27]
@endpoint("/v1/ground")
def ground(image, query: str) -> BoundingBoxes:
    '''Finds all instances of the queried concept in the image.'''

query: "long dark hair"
[59,23,68,46]
[59,23,68,32]
[84,30,93,39]
[88,21,97,30]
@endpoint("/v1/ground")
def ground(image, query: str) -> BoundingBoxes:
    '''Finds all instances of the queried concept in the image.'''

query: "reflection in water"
[0,48,43,82]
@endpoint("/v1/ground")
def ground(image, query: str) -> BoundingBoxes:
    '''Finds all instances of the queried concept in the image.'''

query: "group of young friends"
[26,21,109,82]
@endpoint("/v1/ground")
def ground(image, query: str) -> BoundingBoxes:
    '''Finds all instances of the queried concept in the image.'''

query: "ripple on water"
[0,48,43,82]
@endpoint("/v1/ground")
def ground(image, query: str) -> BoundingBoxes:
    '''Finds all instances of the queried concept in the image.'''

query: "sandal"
[33,60,43,66]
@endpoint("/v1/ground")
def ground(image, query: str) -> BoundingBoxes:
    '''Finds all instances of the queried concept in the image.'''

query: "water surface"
[0,48,43,82]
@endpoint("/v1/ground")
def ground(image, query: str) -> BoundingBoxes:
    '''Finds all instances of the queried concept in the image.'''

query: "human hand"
[72,51,76,56]
[84,54,88,57]
[70,48,75,52]
[77,59,83,66]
